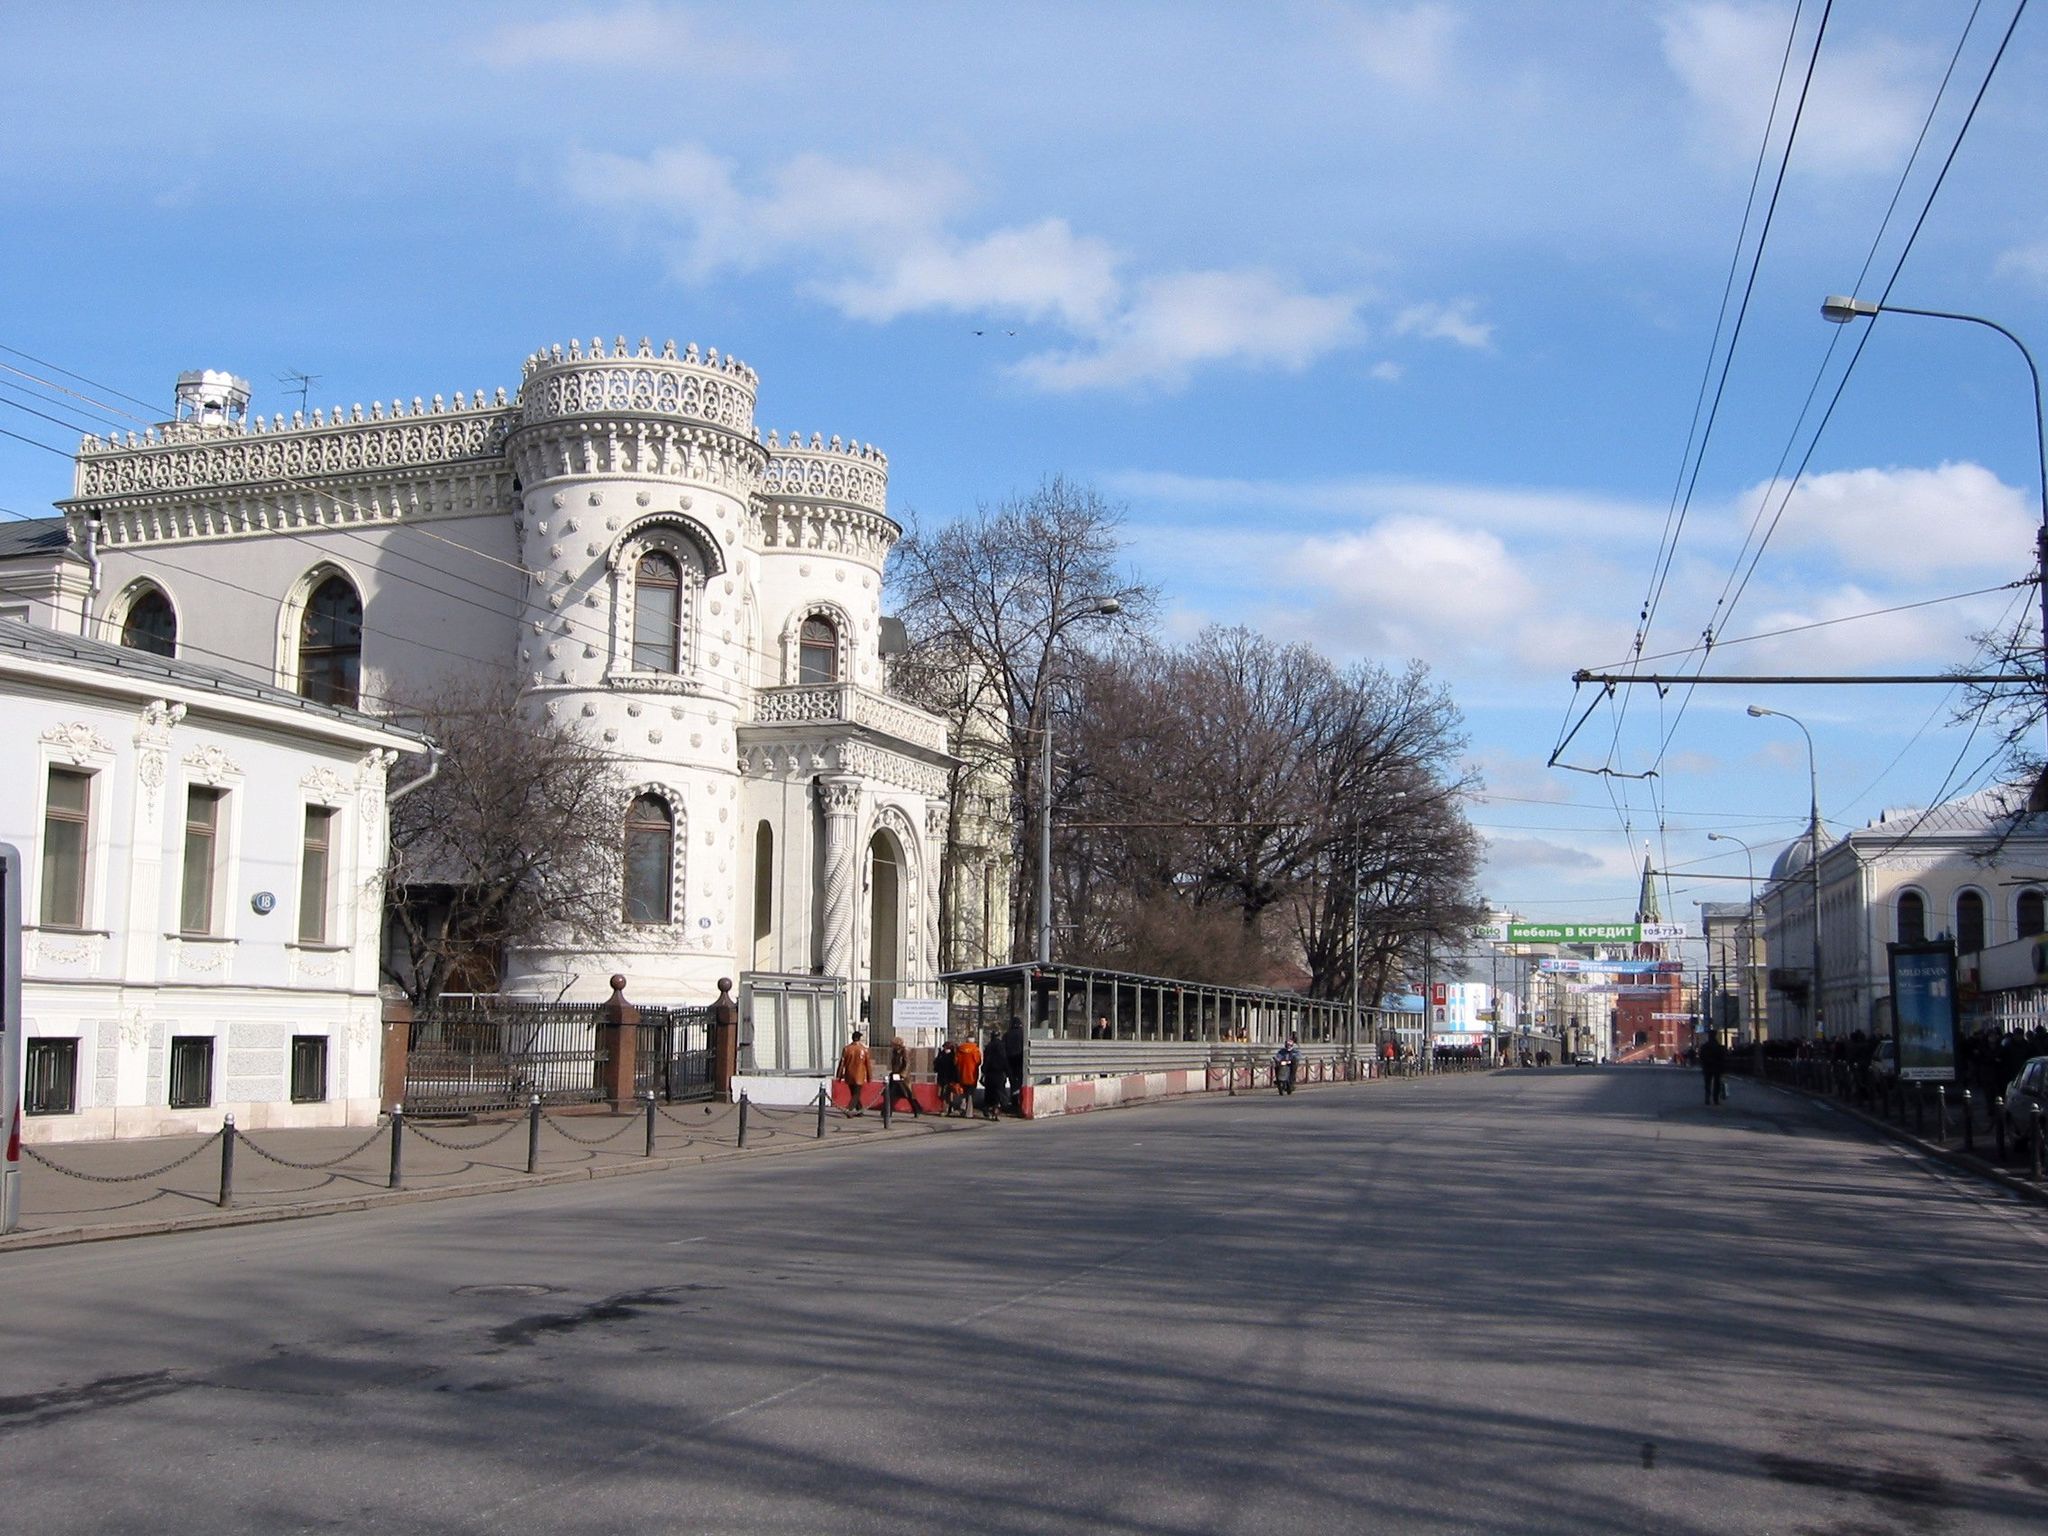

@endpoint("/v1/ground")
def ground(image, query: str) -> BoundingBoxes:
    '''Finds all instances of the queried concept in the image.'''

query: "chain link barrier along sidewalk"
[4,1085,979,1246]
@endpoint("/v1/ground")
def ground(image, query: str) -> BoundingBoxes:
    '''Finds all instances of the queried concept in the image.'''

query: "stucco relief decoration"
[185,743,242,785]
[31,933,104,970]
[41,722,115,765]
[174,940,230,974]
[300,764,350,804]
[119,1010,151,1052]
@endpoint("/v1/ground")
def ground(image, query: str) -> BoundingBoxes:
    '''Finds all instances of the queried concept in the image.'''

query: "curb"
[1757,1077,2048,1209]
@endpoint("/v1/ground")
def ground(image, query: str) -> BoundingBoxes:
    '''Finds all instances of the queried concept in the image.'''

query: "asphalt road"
[3,1067,2046,1535]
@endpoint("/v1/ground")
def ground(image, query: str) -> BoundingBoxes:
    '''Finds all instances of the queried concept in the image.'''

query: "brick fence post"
[600,973,640,1113]
[712,976,740,1097]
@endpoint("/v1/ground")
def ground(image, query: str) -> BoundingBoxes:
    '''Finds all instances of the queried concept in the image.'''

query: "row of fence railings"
[402,997,720,1117]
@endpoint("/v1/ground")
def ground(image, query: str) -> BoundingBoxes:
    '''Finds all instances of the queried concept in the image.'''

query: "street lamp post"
[1708,830,1759,1041]
[1746,704,1824,1037]
[1822,295,2048,758]
[1036,596,1122,965]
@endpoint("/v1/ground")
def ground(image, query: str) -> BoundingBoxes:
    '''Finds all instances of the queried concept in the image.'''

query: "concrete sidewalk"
[2,1095,992,1251]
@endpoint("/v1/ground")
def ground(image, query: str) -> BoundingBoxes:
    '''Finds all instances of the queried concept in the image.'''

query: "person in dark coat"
[885,1035,923,1118]
[934,1040,961,1116]
[980,1028,1006,1120]
[1003,1016,1026,1116]
[1700,1033,1728,1105]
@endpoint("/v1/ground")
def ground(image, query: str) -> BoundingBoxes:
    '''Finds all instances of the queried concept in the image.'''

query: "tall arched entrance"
[866,830,903,1039]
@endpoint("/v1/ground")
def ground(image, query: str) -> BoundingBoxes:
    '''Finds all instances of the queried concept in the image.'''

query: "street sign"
[1494,922,1691,944]
[1540,958,1684,974]
[890,997,948,1048]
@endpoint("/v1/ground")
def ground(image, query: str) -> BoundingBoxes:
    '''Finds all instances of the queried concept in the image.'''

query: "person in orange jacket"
[837,1030,873,1116]
[952,1033,981,1119]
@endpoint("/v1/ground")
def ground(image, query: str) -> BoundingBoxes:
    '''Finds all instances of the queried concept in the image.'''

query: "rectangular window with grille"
[41,767,91,929]
[290,1035,329,1103]
[181,785,225,935]
[299,806,336,944]
[26,1038,78,1115]
[168,1036,214,1109]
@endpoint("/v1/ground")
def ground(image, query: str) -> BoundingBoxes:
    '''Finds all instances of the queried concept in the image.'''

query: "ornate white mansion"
[2,337,970,1034]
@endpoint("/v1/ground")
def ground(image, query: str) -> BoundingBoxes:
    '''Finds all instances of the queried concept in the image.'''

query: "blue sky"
[4,1,2047,930]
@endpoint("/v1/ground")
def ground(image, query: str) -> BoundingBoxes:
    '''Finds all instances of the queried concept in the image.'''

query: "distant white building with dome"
[1762,785,2048,1040]
[0,337,985,1067]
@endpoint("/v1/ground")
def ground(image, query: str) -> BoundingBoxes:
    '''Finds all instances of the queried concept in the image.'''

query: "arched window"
[632,552,682,673]
[623,793,675,924]
[1956,889,1987,954]
[120,586,176,657]
[2019,888,2046,939]
[1897,889,1927,946]
[799,615,838,685]
[299,576,362,707]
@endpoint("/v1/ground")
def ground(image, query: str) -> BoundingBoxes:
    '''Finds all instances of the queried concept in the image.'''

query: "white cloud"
[823,219,1122,329]
[1748,462,2036,579]
[561,143,1440,392]
[567,145,966,279]
[1661,3,1930,176]
[1484,836,1604,874]
[1010,270,1364,393]
[1369,360,1406,382]
[1392,298,1493,349]
[477,3,774,72]
[1996,241,2048,290]
[1341,3,1461,92]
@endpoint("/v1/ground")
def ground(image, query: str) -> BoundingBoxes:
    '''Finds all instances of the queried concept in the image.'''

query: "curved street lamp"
[1708,831,1759,1039]
[1822,294,2048,757]
[1037,596,1121,964]
[1747,704,1824,1036]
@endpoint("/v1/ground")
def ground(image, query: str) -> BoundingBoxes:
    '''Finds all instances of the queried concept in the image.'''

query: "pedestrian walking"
[981,1027,1007,1120]
[1003,1016,1026,1116]
[1700,1033,1728,1106]
[954,1033,982,1118]
[935,1039,962,1116]
[886,1035,923,1118]
[836,1030,873,1116]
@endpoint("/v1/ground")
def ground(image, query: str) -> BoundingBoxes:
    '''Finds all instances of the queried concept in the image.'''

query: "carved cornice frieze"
[753,498,899,563]
[760,433,889,518]
[520,337,758,435]
[508,417,765,495]
[41,721,115,764]
[72,406,517,503]
[750,683,948,754]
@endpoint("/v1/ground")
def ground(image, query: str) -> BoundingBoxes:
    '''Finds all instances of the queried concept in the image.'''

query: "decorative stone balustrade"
[71,400,518,502]
[760,431,889,517]
[750,682,948,754]
[518,335,758,436]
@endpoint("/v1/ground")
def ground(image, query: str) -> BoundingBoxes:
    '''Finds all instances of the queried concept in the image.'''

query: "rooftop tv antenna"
[277,369,319,415]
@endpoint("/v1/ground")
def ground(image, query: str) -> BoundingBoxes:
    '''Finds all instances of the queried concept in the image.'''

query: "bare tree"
[1069,628,1484,994]
[889,475,1153,965]
[383,673,630,1006]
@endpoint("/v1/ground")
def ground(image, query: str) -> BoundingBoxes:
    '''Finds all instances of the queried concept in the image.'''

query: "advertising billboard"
[2,844,21,1234]
[1887,940,1958,1085]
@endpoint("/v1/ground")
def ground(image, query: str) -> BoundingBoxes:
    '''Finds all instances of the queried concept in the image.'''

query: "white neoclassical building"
[0,620,426,1141]
[0,338,971,1063]
[1760,786,2048,1040]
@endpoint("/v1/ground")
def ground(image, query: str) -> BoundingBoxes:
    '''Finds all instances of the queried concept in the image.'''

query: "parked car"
[1869,1037,1898,1090]
[2002,1056,2048,1147]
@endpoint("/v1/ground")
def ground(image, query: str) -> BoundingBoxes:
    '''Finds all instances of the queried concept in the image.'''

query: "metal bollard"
[1228,1061,1236,1096]
[1914,1083,1925,1136]
[1995,1096,2008,1162]
[1962,1090,1974,1153]
[2034,1108,2046,1181]
[816,1087,827,1140]
[644,1092,657,1158]
[880,1081,892,1129]
[737,1092,750,1148]
[217,1115,237,1208]
[1937,1085,1947,1142]
[526,1095,542,1175]
[388,1104,405,1190]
